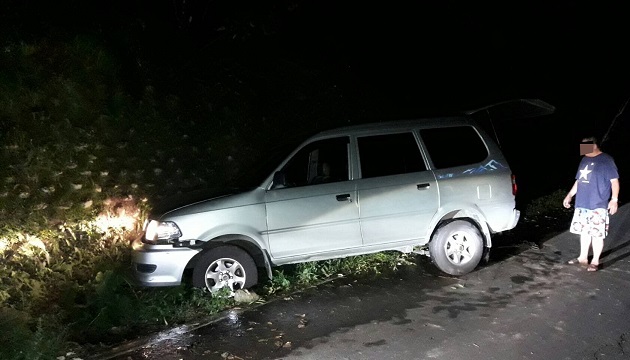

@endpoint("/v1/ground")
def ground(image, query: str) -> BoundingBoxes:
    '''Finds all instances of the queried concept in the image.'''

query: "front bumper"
[131,236,200,287]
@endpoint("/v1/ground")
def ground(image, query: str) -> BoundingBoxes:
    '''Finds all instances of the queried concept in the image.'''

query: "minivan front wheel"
[192,245,258,294]
[429,220,484,276]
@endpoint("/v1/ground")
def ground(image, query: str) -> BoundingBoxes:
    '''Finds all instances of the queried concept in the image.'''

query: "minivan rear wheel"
[429,220,484,276]
[192,245,258,294]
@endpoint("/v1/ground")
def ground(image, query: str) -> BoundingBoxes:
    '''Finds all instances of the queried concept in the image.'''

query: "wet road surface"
[93,204,630,360]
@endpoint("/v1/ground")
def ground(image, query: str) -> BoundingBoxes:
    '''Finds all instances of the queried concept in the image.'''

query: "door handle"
[417,183,431,190]
[336,194,351,202]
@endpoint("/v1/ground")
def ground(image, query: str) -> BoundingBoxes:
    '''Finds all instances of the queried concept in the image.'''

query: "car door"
[356,131,439,246]
[265,136,361,259]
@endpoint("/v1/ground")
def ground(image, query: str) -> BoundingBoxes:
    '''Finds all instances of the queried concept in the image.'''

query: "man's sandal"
[567,258,587,265]
[587,264,599,272]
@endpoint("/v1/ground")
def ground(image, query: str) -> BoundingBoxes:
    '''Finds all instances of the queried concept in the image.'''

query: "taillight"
[511,174,518,196]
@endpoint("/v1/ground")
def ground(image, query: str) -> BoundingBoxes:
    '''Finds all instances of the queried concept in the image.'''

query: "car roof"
[312,116,474,139]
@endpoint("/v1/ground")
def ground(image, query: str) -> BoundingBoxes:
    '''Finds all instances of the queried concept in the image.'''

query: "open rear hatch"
[463,98,556,149]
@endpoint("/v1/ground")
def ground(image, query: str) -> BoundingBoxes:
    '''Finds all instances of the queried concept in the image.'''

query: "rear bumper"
[506,209,520,230]
[485,206,521,234]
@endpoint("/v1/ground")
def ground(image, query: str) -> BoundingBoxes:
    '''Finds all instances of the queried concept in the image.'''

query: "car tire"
[429,219,484,276]
[192,245,258,293]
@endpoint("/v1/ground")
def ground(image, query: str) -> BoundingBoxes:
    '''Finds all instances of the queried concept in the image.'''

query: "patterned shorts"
[569,208,609,239]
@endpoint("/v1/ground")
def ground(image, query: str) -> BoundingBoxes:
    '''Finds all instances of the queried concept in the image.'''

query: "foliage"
[0,27,570,360]
[0,36,235,359]
[523,189,574,221]
[0,33,387,360]
[261,252,414,296]
[0,308,66,360]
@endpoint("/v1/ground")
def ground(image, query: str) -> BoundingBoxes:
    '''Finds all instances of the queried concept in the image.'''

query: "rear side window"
[358,132,426,178]
[420,126,488,169]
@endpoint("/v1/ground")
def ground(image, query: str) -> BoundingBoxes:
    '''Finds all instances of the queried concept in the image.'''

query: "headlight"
[143,220,182,245]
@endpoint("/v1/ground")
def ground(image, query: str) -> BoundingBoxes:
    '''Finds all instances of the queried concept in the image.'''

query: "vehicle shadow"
[483,220,568,266]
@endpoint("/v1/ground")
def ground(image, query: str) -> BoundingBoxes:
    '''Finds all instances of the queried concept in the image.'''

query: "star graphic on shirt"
[579,164,592,180]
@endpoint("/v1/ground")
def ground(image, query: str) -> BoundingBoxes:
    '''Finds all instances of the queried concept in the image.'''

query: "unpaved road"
[93,204,630,360]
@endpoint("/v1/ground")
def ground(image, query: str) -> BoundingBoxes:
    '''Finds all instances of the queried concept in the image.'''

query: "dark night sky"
[204,1,629,201]
[278,1,630,199]
[280,2,630,121]
[2,0,629,201]
[5,1,629,122]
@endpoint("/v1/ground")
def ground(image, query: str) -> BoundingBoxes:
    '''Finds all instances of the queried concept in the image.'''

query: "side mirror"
[271,171,286,189]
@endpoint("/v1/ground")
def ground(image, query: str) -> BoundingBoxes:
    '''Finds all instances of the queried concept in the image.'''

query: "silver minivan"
[131,111,527,293]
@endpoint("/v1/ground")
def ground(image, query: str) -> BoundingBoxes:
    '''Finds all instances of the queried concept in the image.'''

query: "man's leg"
[578,234,591,264]
[590,237,604,265]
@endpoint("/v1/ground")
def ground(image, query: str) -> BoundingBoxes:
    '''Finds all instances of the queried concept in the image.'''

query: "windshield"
[230,138,303,190]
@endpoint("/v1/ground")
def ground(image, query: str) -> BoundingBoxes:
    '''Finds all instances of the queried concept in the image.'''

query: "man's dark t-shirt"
[574,153,619,210]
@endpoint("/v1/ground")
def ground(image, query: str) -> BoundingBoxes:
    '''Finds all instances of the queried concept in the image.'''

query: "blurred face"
[580,140,595,155]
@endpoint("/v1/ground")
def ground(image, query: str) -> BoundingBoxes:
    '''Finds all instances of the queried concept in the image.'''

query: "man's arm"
[609,178,620,215]
[563,180,578,209]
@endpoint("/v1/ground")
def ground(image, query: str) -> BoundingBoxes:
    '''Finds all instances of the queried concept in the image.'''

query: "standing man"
[563,136,620,271]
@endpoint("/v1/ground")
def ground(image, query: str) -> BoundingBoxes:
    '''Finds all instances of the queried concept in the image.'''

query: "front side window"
[420,126,488,169]
[358,132,426,178]
[280,137,349,188]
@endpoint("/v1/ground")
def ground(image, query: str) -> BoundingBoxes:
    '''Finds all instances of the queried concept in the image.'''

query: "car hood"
[149,186,253,218]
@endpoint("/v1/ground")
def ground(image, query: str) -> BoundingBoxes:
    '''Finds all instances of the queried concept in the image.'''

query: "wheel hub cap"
[206,258,246,293]
[445,231,474,265]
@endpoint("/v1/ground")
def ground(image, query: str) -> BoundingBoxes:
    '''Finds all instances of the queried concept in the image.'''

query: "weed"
[0,36,572,360]
[523,189,573,221]
[264,269,293,295]
[0,309,66,360]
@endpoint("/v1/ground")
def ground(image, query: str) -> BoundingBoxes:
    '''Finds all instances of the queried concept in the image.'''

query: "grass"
[0,36,419,360]
[0,37,572,360]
